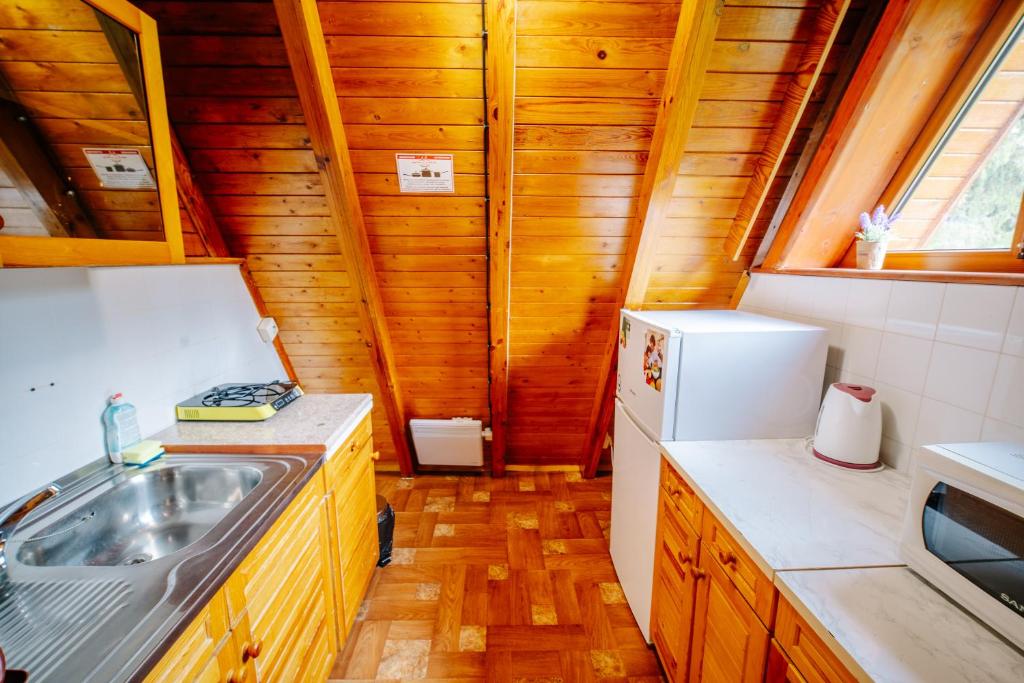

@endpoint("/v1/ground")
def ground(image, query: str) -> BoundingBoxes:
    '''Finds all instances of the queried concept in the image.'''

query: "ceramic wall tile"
[988,353,1024,428]
[844,279,892,330]
[923,343,999,414]
[884,281,944,339]
[875,332,932,394]
[839,325,882,377]
[1004,288,1024,357]
[913,398,984,447]
[936,283,1015,352]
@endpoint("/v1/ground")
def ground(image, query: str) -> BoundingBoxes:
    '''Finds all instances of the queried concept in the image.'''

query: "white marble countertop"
[150,393,373,458]
[776,567,1024,683]
[658,438,910,575]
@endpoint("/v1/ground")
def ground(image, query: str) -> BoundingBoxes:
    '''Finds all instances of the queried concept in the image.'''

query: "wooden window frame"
[836,0,1024,275]
[0,0,185,268]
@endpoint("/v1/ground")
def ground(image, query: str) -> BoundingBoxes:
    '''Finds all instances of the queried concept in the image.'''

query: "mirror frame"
[0,0,184,268]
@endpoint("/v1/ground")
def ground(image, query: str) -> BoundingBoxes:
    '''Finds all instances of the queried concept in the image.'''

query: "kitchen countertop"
[658,438,909,575]
[150,393,373,458]
[776,567,1024,683]
[658,438,1024,681]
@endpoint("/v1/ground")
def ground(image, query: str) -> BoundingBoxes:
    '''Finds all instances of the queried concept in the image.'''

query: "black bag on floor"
[376,495,395,567]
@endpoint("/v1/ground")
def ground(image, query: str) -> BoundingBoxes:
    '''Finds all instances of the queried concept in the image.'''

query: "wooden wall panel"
[641,2,857,309]
[507,0,680,465]
[318,0,491,448]
[141,0,400,467]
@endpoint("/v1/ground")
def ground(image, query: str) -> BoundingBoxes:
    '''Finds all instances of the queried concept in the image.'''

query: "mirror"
[0,0,182,266]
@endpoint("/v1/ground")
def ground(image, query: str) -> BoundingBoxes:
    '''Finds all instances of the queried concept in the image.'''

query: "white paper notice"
[395,153,454,193]
[83,148,156,189]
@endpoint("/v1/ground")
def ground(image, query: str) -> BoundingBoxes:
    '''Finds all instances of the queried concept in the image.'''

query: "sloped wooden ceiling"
[143,0,864,472]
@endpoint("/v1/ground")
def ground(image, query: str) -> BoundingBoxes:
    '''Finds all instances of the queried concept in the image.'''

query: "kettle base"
[812,448,883,472]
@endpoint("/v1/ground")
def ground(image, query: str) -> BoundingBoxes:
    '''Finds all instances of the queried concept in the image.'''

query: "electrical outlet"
[257,317,279,343]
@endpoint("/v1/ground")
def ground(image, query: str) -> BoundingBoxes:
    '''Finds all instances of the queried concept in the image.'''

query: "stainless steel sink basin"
[0,453,317,683]
[15,465,262,567]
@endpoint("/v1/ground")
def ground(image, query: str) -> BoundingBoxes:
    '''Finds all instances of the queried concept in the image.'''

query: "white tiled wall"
[0,265,285,505]
[740,273,1024,471]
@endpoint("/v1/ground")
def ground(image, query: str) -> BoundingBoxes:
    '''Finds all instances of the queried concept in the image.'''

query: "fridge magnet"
[642,329,665,392]
[619,317,630,349]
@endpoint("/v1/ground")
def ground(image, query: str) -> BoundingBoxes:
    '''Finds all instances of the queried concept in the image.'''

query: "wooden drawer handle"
[371,450,380,461]
[676,551,692,567]
[690,566,706,580]
[350,441,357,452]
[242,639,264,662]
[718,550,737,567]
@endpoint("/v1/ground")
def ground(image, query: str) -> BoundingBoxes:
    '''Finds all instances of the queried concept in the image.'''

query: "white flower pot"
[856,240,888,270]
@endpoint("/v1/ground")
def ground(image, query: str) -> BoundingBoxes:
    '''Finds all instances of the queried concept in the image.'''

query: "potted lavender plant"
[855,205,897,270]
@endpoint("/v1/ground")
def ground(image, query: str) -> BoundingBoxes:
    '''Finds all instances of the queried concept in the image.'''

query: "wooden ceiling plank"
[723,0,851,261]
[581,0,723,479]
[486,0,516,477]
[273,0,415,476]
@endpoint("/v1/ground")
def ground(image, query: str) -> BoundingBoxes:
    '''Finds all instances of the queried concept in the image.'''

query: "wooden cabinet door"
[651,496,701,682]
[145,592,231,683]
[688,546,769,683]
[765,640,808,683]
[227,474,334,683]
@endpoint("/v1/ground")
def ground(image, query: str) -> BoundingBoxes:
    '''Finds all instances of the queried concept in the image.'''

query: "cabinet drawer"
[699,513,775,626]
[145,592,231,683]
[660,458,703,531]
[775,597,858,683]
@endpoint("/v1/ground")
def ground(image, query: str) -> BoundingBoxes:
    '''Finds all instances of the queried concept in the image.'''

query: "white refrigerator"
[609,310,827,641]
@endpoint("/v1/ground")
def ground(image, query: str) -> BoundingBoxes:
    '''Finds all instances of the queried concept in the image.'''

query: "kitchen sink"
[15,464,262,567]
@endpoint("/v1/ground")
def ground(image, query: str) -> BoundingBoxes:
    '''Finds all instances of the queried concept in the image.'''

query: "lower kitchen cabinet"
[650,457,853,683]
[146,414,379,683]
[688,545,769,683]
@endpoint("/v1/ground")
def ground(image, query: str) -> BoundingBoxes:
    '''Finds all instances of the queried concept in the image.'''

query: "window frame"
[863,2,1024,272]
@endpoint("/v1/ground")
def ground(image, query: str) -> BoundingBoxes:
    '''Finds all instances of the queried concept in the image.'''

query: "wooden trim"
[164,443,326,456]
[80,0,144,32]
[723,0,851,261]
[138,12,185,264]
[729,271,751,309]
[172,131,231,258]
[238,260,299,384]
[485,0,515,478]
[581,0,723,479]
[1013,192,1024,258]
[754,0,885,268]
[754,265,1024,286]
[185,257,246,266]
[0,235,171,267]
[273,0,414,477]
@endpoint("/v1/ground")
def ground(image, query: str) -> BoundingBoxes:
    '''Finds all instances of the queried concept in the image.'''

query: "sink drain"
[122,554,151,565]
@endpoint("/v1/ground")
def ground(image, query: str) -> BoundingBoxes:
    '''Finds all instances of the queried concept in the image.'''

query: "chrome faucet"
[0,484,61,580]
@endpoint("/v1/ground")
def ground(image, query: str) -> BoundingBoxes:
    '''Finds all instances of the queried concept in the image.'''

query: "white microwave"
[901,442,1024,650]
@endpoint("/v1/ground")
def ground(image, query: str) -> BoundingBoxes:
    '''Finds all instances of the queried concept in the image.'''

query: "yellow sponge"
[123,439,165,466]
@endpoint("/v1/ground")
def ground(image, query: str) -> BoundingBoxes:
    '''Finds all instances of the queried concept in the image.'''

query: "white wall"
[740,273,1024,472]
[0,265,285,505]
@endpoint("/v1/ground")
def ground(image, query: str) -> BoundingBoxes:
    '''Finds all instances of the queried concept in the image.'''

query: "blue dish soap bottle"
[103,393,140,464]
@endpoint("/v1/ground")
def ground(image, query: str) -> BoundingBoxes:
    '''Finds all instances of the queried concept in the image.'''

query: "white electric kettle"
[813,383,882,470]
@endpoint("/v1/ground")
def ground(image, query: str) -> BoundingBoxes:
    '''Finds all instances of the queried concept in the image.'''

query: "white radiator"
[409,418,483,466]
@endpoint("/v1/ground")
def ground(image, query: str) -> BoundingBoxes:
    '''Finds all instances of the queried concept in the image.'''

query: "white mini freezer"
[610,309,827,641]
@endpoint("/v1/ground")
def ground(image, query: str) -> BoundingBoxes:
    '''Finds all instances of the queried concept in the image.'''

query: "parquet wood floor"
[329,472,664,682]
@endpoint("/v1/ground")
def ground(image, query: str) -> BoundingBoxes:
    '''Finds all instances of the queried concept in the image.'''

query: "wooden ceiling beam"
[485,0,516,478]
[581,0,723,479]
[171,131,230,257]
[723,0,851,262]
[273,0,415,476]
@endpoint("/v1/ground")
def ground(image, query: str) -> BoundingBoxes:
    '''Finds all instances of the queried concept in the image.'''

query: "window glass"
[889,27,1024,251]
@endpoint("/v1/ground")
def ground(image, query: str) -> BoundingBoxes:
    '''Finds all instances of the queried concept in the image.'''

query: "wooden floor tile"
[329,472,664,682]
